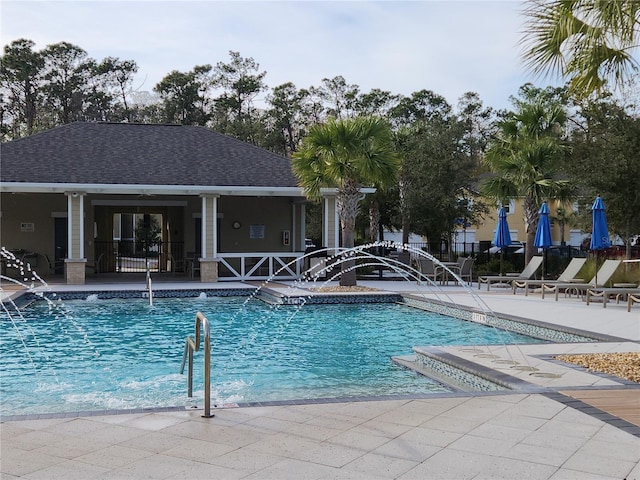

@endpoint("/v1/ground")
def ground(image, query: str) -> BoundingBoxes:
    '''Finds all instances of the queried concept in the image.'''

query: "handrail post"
[180,312,213,418]
[203,323,211,417]
[187,345,194,397]
[145,260,153,306]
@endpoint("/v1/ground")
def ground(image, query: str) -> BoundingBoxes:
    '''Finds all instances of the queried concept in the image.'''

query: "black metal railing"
[93,241,184,273]
[404,241,481,261]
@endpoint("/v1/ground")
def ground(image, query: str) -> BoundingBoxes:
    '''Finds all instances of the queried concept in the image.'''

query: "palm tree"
[521,0,640,97]
[482,97,572,263]
[292,116,400,286]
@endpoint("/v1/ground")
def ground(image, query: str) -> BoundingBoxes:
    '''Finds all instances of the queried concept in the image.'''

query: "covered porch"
[1,189,341,285]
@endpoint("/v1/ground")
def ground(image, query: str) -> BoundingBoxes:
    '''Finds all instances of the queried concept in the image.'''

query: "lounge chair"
[541,259,621,301]
[512,257,587,296]
[586,283,640,309]
[628,293,640,312]
[477,256,543,291]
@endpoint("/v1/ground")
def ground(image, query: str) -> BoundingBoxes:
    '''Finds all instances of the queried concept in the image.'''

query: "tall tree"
[568,97,640,258]
[482,87,572,262]
[456,91,497,166]
[521,0,640,97]
[154,65,212,125]
[390,89,453,126]
[0,39,44,138]
[264,82,308,155]
[94,57,139,122]
[292,116,400,286]
[316,75,360,119]
[401,115,479,253]
[40,42,92,125]
[389,90,455,244]
[211,51,267,143]
[355,88,398,118]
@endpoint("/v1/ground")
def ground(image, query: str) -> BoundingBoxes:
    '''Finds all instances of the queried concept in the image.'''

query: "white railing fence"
[216,252,306,281]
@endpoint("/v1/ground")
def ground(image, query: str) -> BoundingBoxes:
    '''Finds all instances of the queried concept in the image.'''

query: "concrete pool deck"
[1,279,639,479]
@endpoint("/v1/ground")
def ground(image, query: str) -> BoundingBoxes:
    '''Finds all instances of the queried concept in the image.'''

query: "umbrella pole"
[542,249,546,281]
[500,250,504,276]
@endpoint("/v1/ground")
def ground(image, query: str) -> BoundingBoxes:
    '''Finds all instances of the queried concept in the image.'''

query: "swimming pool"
[1,295,544,416]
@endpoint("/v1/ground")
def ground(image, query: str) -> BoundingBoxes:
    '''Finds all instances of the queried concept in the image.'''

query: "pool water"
[1,296,543,415]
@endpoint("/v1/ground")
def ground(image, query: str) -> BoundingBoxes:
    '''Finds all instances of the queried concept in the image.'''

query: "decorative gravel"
[555,352,640,383]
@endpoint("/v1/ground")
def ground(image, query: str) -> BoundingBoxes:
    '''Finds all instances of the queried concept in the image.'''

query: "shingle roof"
[1,122,299,188]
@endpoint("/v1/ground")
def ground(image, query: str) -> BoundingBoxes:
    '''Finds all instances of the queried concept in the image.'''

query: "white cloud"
[1,0,558,110]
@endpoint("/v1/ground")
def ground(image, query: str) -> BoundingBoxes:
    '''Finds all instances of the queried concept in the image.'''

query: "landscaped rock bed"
[555,352,640,383]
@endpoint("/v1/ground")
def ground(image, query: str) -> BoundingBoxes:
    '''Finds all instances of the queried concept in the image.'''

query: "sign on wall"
[250,224,265,239]
[20,222,35,232]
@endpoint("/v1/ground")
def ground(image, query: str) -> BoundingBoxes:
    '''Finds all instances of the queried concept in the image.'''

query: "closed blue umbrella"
[590,196,611,285]
[494,207,512,276]
[534,202,553,280]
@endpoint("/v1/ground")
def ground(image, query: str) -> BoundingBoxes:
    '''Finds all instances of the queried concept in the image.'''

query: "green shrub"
[578,258,640,286]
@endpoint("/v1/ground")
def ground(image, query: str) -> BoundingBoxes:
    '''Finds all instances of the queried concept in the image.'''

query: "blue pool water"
[1,296,543,415]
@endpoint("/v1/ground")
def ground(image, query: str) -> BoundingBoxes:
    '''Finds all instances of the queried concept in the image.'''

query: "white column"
[300,203,306,250]
[323,197,329,249]
[79,193,84,259]
[334,201,340,251]
[67,194,73,259]
[201,196,207,258]
[212,195,218,258]
[201,195,219,259]
[291,203,296,252]
[65,192,85,259]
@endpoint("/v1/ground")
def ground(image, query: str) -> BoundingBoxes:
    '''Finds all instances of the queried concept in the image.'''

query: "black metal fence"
[404,241,482,261]
[93,241,185,273]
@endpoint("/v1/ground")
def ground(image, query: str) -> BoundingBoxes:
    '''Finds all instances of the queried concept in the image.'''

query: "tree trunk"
[336,186,360,286]
[399,176,410,245]
[340,225,357,286]
[523,196,538,264]
[369,201,380,243]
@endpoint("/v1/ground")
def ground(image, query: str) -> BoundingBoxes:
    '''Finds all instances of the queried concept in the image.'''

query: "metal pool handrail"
[180,311,213,418]
[145,260,153,306]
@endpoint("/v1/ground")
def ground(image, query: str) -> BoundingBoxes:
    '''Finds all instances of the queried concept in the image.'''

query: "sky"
[1,0,560,111]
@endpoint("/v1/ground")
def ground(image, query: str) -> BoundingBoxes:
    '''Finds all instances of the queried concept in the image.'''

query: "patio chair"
[541,259,621,301]
[586,283,640,309]
[512,257,587,296]
[417,258,445,284]
[446,256,473,285]
[185,252,201,278]
[44,253,65,275]
[477,256,543,291]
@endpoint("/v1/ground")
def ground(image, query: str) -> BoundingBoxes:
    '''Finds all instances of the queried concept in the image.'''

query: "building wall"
[459,199,585,247]
[217,196,297,252]
[0,193,68,269]
[472,199,526,244]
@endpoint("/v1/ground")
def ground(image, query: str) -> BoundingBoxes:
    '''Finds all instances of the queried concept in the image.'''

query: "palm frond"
[520,0,640,96]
